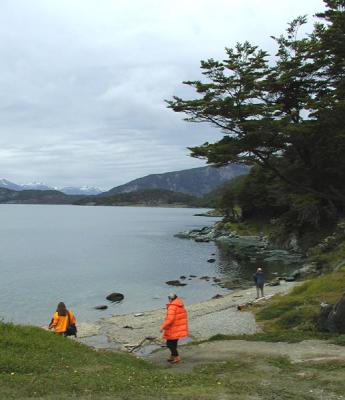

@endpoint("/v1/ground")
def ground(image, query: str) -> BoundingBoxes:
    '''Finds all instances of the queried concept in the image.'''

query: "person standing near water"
[48,302,77,337]
[253,267,265,299]
[160,293,188,364]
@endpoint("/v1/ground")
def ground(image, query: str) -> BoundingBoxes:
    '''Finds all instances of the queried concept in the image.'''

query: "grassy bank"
[0,322,220,399]
[1,322,345,400]
[201,267,345,346]
[205,330,345,346]
[254,269,345,329]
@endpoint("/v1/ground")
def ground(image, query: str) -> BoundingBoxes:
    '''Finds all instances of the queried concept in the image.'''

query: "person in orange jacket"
[160,293,188,363]
[48,302,77,337]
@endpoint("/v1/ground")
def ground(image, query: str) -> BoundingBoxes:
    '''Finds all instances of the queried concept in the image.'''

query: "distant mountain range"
[0,179,103,195]
[0,164,249,205]
[0,188,83,204]
[102,164,249,198]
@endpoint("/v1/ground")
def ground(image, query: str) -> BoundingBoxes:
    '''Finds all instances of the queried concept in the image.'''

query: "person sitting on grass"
[48,302,77,337]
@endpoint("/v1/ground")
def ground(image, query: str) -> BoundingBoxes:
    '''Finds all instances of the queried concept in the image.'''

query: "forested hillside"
[102,164,248,197]
[0,188,82,204]
[75,188,198,206]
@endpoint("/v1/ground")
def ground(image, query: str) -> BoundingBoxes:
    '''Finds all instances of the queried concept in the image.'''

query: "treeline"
[0,188,83,204]
[168,0,345,239]
[75,188,199,207]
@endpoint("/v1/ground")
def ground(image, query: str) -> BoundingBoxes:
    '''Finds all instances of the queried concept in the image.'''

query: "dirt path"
[147,339,345,372]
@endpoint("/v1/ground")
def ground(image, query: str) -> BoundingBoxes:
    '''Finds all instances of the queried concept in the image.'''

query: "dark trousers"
[166,339,179,356]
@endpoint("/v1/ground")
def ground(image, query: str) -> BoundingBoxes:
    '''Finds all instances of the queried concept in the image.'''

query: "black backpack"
[65,311,77,337]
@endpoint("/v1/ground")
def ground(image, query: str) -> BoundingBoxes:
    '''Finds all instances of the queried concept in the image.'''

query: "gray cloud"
[0,0,325,189]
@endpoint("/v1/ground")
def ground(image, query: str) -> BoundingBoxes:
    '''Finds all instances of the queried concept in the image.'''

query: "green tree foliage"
[167,0,345,233]
[198,175,247,218]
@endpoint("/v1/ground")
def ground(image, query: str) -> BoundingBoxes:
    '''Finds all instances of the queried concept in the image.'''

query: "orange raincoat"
[49,311,76,334]
[161,297,188,340]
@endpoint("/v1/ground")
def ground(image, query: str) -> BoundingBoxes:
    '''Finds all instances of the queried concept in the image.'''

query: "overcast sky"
[0,0,325,189]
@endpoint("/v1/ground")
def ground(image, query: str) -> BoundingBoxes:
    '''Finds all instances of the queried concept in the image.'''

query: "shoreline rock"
[94,305,108,310]
[316,293,345,333]
[165,280,187,287]
[175,225,309,277]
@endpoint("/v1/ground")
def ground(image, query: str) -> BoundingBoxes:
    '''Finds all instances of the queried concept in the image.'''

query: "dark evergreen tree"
[167,0,345,231]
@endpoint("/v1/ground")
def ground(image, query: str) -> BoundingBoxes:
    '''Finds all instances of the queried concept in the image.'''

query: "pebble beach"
[76,280,299,353]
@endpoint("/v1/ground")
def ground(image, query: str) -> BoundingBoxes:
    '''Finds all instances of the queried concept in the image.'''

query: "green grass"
[206,330,339,343]
[2,321,345,399]
[0,323,188,399]
[192,267,345,346]
[251,270,345,333]
[311,239,345,270]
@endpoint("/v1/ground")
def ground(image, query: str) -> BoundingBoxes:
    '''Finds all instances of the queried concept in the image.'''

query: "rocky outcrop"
[308,220,345,257]
[267,278,280,287]
[283,276,296,282]
[174,226,218,241]
[175,225,304,268]
[315,294,345,333]
[291,263,321,279]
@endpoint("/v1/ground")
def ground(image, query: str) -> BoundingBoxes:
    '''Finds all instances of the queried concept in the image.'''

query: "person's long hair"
[56,302,67,316]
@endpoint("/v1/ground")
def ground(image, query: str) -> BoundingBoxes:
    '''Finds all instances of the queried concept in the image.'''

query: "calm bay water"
[0,205,227,326]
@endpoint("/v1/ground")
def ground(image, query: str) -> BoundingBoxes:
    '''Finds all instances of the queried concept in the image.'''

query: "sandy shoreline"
[76,281,299,352]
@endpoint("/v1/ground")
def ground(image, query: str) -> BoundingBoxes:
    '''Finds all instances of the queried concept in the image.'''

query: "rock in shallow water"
[195,238,210,242]
[94,305,108,310]
[165,280,187,287]
[106,293,124,302]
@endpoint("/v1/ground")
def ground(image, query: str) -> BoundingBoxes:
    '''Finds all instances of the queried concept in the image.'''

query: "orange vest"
[161,298,188,340]
[49,310,76,333]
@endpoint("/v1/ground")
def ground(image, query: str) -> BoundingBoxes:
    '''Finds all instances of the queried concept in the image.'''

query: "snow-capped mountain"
[0,179,103,195]
[59,186,103,195]
[0,179,22,191]
[20,182,56,191]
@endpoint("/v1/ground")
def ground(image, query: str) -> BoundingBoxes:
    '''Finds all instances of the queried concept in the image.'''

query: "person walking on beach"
[48,302,77,337]
[253,267,265,299]
[160,293,188,364]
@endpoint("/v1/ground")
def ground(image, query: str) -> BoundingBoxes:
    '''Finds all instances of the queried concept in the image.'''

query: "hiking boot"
[170,356,181,364]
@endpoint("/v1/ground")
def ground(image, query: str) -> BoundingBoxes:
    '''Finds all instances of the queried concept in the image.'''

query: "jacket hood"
[168,298,184,307]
